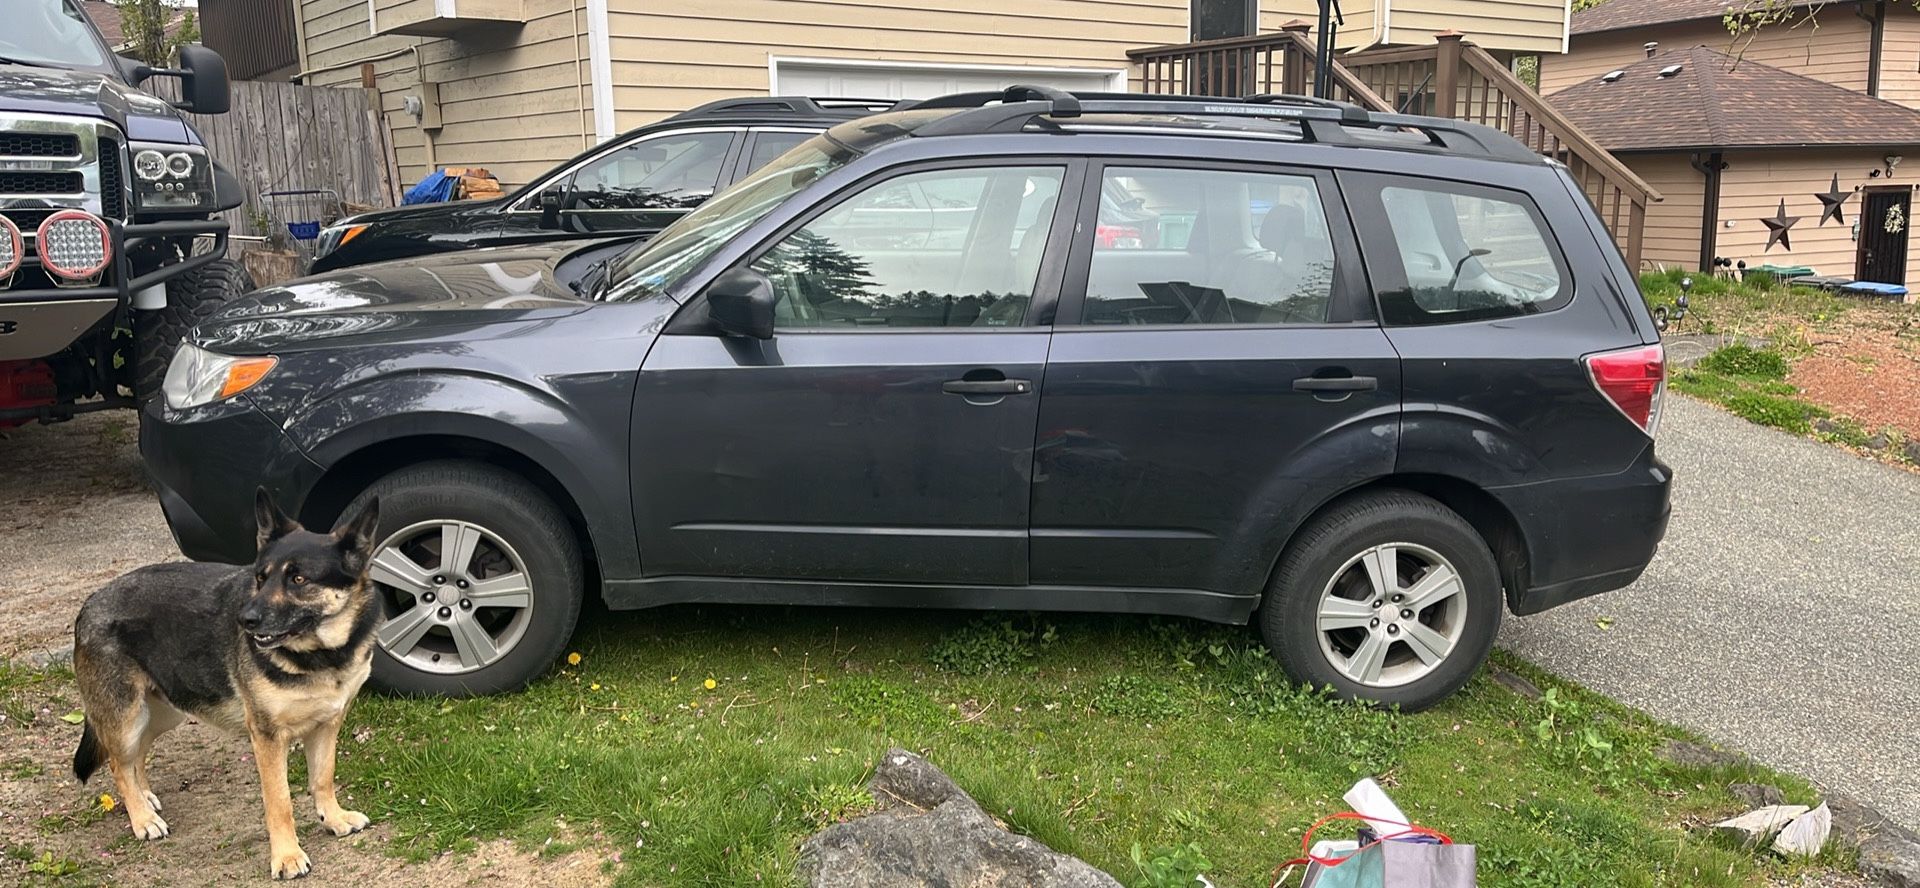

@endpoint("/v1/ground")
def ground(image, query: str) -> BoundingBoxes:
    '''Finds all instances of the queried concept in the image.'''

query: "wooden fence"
[150,78,399,256]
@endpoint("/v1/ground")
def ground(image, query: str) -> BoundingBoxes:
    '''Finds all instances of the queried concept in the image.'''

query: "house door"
[1856,187,1912,285]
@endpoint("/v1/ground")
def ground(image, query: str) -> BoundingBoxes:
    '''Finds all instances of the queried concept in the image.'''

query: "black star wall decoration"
[1761,199,1801,251]
[1814,174,1850,226]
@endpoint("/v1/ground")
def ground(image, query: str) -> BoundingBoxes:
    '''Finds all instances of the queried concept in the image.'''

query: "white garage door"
[772,61,1124,100]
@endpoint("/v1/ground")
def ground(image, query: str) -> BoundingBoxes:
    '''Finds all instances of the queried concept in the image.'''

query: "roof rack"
[898,84,1540,164]
[671,96,907,119]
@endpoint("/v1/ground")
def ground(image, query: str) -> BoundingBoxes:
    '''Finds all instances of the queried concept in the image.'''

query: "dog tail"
[73,720,104,784]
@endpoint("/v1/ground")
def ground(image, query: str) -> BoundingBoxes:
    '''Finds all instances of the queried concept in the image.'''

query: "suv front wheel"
[1260,490,1502,712]
[347,461,584,696]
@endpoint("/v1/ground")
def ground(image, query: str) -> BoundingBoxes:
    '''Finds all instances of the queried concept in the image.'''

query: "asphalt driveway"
[1501,395,1920,830]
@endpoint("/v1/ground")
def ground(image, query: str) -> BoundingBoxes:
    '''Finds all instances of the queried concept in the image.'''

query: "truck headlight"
[163,343,277,409]
[130,143,218,213]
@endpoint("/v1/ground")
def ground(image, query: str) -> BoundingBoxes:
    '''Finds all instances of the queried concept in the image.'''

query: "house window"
[1191,0,1256,41]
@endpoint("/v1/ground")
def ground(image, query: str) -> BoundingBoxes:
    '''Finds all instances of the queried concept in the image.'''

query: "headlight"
[314,222,369,260]
[129,143,218,212]
[162,343,277,409]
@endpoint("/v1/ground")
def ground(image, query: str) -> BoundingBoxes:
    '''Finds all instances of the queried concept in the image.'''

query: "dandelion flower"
[99,793,116,811]
[703,678,717,690]
[566,652,583,666]
[590,683,601,691]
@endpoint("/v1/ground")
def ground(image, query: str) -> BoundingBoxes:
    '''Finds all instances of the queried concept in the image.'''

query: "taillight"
[1585,343,1665,435]
[0,215,20,283]
[37,209,112,281]
[1096,224,1143,249]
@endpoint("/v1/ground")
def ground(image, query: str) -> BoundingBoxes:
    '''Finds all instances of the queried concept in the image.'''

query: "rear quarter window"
[1344,172,1571,326]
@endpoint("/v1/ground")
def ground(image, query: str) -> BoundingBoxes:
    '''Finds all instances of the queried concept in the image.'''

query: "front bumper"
[140,395,323,564]
[1493,446,1673,615]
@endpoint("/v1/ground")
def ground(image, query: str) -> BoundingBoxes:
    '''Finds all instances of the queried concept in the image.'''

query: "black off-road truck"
[0,0,247,428]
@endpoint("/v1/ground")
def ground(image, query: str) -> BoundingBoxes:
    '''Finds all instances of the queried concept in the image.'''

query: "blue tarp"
[403,170,457,205]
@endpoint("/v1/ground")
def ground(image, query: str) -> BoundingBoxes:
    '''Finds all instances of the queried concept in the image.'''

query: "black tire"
[1258,490,1502,712]
[132,258,255,403]
[346,461,584,697]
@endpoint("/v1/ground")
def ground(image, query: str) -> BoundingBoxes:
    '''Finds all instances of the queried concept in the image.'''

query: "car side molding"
[603,576,1260,624]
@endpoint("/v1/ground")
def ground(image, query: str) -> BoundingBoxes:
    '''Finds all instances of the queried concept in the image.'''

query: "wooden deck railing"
[1126,30,1662,269]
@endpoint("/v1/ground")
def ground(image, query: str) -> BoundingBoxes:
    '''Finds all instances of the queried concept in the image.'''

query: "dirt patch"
[1,674,614,887]
[1791,327,1920,441]
[0,413,180,661]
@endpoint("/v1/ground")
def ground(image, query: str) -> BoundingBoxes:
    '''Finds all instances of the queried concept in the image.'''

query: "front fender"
[285,371,640,580]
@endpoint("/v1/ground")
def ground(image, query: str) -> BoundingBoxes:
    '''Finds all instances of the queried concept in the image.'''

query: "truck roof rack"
[671,96,907,120]
[899,85,1540,164]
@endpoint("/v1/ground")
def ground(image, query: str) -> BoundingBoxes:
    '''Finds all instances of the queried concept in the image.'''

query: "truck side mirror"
[704,268,776,340]
[135,45,231,115]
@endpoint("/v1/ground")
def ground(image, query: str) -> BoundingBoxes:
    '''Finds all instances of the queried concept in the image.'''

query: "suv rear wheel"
[1259,490,1501,712]
[347,461,584,696]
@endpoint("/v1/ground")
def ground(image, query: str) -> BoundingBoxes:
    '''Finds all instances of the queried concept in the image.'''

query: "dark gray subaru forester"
[142,88,1671,710]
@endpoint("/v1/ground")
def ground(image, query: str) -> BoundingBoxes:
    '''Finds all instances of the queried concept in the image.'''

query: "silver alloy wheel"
[1313,542,1468,688]
[368,519,535,675]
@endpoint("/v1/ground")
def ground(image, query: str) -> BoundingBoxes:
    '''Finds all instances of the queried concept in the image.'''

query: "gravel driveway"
[1503,395,1920,830]
[6,396,1917,834]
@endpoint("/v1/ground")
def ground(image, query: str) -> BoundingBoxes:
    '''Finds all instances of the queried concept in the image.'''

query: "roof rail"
[899,85,1539,163]
[670,96,906,119]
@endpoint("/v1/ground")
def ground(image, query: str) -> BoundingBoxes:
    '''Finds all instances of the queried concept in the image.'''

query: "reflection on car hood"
[194,243,591,353]
[0,65,196,143]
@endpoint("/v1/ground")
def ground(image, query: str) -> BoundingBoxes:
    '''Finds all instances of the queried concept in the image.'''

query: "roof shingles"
[1571,0,1821,35]
[1551,45,1920,152]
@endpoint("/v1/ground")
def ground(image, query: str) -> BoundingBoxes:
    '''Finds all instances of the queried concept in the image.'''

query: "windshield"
[600,135,857,301]
[2,0,114,73]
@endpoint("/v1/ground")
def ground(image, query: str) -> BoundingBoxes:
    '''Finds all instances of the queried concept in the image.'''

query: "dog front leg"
[304,719,370,836]
[248,727,310,879]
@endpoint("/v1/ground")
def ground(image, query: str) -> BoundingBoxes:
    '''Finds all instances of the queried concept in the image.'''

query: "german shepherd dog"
[72,491,381,879]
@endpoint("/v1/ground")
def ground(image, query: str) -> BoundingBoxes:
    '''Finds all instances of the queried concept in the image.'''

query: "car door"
[517,129,742,240]
[1029,161,1402,599]
[632,159,1083,586]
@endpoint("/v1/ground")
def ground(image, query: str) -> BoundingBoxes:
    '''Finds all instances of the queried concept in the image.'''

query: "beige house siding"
[1715,149,1920,284]
[300,0,594,187]
[1262,0,1379,50]
[1882,10,1920,109]
[1617,153,1707,270]
[604,0,1180,126]
[1540,15,1872,96]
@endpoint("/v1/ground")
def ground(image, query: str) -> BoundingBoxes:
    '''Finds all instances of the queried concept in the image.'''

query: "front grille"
[0,171,83,195]
[0,132,80,158]
[1,209,56,233]
[98,137,125,219]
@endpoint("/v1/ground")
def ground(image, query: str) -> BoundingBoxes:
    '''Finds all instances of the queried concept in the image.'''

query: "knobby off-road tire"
[348,461,585,697]
[1259,490,1502,713]
[132,258,255,404]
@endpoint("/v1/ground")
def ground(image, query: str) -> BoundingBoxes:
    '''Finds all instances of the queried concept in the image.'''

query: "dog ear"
[333,498,381,574]
[254,488,298,550]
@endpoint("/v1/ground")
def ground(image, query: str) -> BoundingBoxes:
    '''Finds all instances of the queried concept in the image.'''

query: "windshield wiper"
[571,256,615,301]
[0,56,56,70]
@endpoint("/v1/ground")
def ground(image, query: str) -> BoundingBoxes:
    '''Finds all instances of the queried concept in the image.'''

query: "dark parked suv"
[143,88,1671,710]
[307,96,898,274]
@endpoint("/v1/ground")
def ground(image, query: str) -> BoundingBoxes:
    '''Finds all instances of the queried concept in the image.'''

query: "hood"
[194,243,594,353]
[0,65,195,143]
[339,195,513,226]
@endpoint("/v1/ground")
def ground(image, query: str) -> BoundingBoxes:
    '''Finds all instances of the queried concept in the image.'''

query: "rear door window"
[1343,172,1570,325]
[1074,166,1341,326]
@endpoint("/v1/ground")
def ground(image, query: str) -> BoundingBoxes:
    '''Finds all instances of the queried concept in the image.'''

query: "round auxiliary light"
[37,210,111,280]
[0,215,22,281]
[134,149,167,181]
[165,152,195,179]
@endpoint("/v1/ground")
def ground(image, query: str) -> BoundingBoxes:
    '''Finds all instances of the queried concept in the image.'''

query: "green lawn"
[296,607,1844,887]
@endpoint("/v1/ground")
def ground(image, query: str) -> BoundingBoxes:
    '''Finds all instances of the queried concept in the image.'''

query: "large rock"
[799,749,1123,888]
[1728,783,1785,809]
[1658,739,1747,770]
[1828,792,1920,888]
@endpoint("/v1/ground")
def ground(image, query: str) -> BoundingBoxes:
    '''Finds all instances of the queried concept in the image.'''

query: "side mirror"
[538,190,562,229]
[705,268,775,340]
[173,45,231,114]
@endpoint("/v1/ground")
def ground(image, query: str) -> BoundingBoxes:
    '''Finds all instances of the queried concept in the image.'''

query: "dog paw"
[142,789,163,812]
[269,846,311,880]
[324,809,370,836]
[130,813,170,840]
